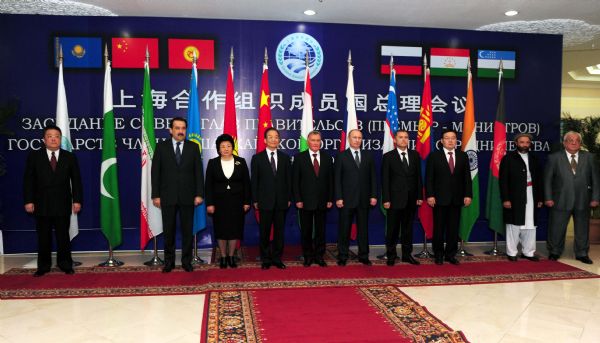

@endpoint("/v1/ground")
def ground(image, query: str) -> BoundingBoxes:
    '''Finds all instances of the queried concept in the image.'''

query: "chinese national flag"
[257,64,272,153]
[168,39,215,70]
[112,38,159,69]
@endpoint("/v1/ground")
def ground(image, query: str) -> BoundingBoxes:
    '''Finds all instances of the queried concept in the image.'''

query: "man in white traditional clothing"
[499,133,544,261]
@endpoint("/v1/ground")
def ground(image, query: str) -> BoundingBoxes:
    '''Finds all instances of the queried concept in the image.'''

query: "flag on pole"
[458,64,480,242]
[341,52,358,151]
[223,54,238,156]
[299,65,313,152]
[55,50,79,240]
[187,58,207,235]
[140,57,163,250]
[382,67,398,155]
[257,62,273,153]
[100,58,123,248]
[485,68,506,235]
[416,67,434,239]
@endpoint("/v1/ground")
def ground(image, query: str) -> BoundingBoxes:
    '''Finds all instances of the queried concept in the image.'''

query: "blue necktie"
[175,142,182,165]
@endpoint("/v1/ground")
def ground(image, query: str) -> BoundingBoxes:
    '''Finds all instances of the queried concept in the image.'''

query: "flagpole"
[457,58,473,258]
[142,46,164,267]
[485,60,506,256]
[414,55,434,259]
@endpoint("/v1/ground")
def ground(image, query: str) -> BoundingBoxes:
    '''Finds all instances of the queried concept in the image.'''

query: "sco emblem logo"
[276,33,324,81]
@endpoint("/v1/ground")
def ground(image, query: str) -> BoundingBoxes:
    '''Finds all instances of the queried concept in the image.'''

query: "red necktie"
[448,151,455,174]
[50,151,57,172]
[313,153,319,176]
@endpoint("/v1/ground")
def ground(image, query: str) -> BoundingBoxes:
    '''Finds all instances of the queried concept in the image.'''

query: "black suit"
[23,148,82,272]
[151,139,204,268]
[425,149,472,259]
[251,149,291,263]
[334,149,377,261]
[381,149,422,259]
[292,150,333,261]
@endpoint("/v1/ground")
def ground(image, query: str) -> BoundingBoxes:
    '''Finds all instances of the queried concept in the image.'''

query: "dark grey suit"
[544,150,600,257]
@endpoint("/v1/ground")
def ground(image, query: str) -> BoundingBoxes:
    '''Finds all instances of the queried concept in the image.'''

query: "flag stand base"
[456,240,474,256]
[144,238,164,266]
[414,234,434,258]
[99,246,124,267]
[484,232,505,256]
[191,235,206,265]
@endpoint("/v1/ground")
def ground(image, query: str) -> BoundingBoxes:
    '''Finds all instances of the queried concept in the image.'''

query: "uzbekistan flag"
[380,46,422,75]
[477,50,516,79]
[430,48,470,77]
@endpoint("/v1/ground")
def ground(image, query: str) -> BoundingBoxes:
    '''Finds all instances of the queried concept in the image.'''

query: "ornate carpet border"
[204,291,261,343]
[2,269,596,299]
[359,286,468,343]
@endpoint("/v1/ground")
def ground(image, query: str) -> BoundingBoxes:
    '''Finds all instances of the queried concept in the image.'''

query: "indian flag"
[430,48,470,77]
[477,50,516,79]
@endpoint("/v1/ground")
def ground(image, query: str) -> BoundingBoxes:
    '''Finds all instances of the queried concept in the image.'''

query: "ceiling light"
[504,10,518,16]
[304,9,316,16]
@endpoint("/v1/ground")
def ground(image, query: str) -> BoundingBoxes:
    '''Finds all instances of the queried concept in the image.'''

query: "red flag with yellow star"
[257,64,273,153]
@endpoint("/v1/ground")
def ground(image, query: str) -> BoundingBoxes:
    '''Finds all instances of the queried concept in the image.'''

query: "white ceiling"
[2,0,600,86]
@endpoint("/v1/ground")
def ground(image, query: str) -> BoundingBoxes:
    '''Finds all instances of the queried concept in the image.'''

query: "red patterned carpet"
[0,256,597,299]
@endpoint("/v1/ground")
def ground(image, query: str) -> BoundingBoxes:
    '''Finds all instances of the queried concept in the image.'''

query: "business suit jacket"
[381,149,422,209]
[334,149,377,208]
[499,151,543,225]
[251,149,292,210]
[23,148,83,216]
[292,150,333,210]
[151,139,204,205]
[544,150,600,211]
[425,149,472,206]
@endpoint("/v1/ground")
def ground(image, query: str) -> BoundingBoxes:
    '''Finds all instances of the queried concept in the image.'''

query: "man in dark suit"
[151,117,204,273]
[334,129,377,266]
[251,127,292,269]
[382,130,422,266]
[23,125,82,276]
[426,128,472,265]
[544,131,600,264]
[499,133,543,262]
[293,130,333,267]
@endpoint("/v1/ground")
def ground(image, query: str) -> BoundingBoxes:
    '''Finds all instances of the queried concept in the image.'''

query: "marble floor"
[1,242,599,343]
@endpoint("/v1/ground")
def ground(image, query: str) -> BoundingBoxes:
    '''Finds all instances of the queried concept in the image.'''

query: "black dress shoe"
[33,270,48,277]
[358,258,372,266]
[273,261,286,269]
[548,254,560,261]
[303,257,313,267]
[337,259,347,266]
[434,257,443,265]
[315,259,327,267]
[162,265,174,273]
[261,262,271,270]
[445,257,460,265]
[182,264,194,272]
[576,256,594,264]
[521,254,539,262]
[63,268,75,275]
[227,256,238,268]
[386,258,395,266]
[507,255,518,262]
[219,257,227,269]
[401,256,420,265]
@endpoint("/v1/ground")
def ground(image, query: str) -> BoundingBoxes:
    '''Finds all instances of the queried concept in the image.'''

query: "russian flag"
[380,46,422,75]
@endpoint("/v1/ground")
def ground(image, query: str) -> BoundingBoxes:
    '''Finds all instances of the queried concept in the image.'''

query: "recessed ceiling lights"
[505,10,518,16]
[304,9,316,16]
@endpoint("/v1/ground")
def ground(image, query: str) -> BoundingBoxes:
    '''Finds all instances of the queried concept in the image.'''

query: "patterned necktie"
[448,151,455,174]
[50,151,57,172]
[401,152,408,170]
[354,150,360,167]
[270,151,276,174]
[571,154,577,175]
[313,153,319,176]
[175,142,182,165]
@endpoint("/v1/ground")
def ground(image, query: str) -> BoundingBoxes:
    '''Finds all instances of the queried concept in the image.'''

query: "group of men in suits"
[24,123,599,277]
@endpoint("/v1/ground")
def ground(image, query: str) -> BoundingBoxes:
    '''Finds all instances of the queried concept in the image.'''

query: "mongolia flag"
[341,53,358,151]
[54,37,102,68]
[223,60,238,155]
[477,50,516,79]
[168,39,215,70]
[112,38,159,69]
[485,70,506,235]
[416,68,434,239]
[380,46,422,76]
[430,48,470,77]
[299,65,314,152]
[257,61,273,153]
[458,65,480,242]
[187,59,207,235]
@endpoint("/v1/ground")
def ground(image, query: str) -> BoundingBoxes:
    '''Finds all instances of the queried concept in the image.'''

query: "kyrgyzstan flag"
[168,39,215,70]
[112,37,159,69]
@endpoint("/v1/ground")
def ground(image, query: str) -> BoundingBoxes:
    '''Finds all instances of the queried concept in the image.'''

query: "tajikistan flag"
[300,66,313,152]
